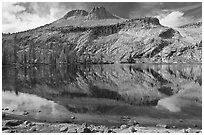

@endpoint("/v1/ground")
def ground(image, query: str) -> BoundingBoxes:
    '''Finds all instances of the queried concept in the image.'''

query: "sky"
[2,2,202,33]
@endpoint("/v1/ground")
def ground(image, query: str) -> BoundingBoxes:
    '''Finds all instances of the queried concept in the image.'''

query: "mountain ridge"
[2,7,202,65]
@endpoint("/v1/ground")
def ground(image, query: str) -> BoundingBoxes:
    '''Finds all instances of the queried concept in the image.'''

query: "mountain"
[63,10,88,19]
[86,6,121,20]
[2,7,202,65]
[62,6,120,20]
[179,21,202,28]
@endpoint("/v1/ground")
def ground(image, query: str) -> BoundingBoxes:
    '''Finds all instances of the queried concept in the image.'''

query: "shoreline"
[2,62,202,67]
[2,113,202,133]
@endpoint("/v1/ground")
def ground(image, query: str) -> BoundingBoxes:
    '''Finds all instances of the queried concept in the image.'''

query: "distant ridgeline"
[2,7,202,65]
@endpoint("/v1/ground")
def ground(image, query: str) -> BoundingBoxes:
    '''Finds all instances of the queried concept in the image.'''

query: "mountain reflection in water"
[2,64,202,126]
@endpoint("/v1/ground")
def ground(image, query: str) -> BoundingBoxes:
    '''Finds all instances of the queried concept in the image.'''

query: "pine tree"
[13,34,18,64]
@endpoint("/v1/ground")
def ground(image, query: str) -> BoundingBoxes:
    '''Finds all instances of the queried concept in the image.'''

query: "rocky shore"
[2,113,202,133]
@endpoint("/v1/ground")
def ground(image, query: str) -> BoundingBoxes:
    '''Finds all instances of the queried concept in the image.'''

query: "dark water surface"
[2,64,202,128]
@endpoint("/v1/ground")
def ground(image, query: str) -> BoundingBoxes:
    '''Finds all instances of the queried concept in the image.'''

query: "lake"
[2,64,202,128]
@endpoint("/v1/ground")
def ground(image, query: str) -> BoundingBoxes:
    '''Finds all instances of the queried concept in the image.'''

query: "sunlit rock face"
[2,7,202,65]
[63,10,88,20]
[86,6,120,20]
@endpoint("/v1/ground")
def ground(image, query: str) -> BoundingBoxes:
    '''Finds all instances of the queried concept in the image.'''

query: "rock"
[23,121,31,125]
[2,130,10,133]
[60,126,69,132]
[77,127,84,133]
[128,120,139,126]
[2,108,4,110]
[23,111,29,115]
[165,130,170,133]
[179,119,184,122]
[63,10,88,19]
[93,126,105,133]
[121,116,130,120]
[172,126,177,128]
[67,128,77,133]
[10,130,16,133]
[5,108,9,111]
[29,126,37,132]
[5,120,23,127]
[38,110,41,112]
[87,6,120,20]
[182,129,188,133]
[99,130,104,133]
[110,126,116,129]
[82,127,92,133]
[92,127,103,133]
[120,124,128,129]
[193,124,198,128]
[195,130,202,133]
[71,116,75,120]
[186,128,193,133]
[29,123,36,126]
[103,128,109,133]
[89,124,95,129]
[107,129,113,133]
[156,124,169,129]
[2,126,9,131]
[25,123,31,128]
[104,129,115,133]
[82,122,88,128]
[2,113,6,118]
[129,126,137,133]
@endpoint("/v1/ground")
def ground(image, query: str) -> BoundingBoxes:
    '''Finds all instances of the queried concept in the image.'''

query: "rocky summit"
[2,7,202,65]
[63,10,88,20]
[86,6,120,20]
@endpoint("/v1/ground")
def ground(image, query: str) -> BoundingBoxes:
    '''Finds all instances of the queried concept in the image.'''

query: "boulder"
[23,111,29,115]
[67,128,77,133]
[128,120,139,126]
[29,126,37,132]
[2,126,9,131]
[120,124,128,129]
[23,121,31,125]
[82,127,92,133]
[129,126,137,133]
[60,126,69,132]
[156,124,170,129]
[5,120,23,127]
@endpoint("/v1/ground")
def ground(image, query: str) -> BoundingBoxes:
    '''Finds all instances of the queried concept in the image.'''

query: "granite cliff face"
[63,10,88,19]
[2,7,202,65]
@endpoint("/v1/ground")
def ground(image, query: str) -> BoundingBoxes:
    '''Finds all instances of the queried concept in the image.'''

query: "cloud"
[157,11,193,28]
[2,2,202,33]
[2,2,68,33]
[2,2,88,33]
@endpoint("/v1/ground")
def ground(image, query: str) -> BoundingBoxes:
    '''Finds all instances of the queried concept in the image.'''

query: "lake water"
[2,64,202,128]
